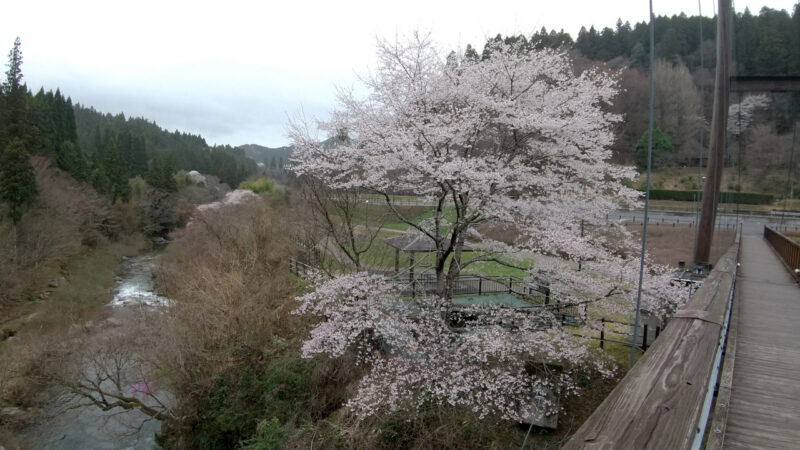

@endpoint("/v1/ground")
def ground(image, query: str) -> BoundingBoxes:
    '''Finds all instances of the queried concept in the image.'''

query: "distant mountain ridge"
[237,137,337,166]
[237,144,292,164]
[73,104,257,188]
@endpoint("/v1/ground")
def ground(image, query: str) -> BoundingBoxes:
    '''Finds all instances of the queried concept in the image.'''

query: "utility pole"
[695,0,732,266]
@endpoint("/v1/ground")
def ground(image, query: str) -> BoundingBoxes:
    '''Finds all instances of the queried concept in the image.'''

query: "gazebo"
[383,233,473,286]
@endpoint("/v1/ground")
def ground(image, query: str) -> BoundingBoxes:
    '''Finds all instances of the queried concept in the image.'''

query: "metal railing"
[764,226,800,281]
[289,258,597,327]
[289,257,325,279]
[398,273,549,300]
[576,317,663,353]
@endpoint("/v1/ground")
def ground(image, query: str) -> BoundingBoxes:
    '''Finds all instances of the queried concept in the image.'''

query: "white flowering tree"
[289,35,683,422]
[728,94,770,136]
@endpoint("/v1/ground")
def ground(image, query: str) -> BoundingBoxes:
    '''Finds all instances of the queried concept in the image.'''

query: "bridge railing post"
[642,324,649,352]
[600,318,605,349]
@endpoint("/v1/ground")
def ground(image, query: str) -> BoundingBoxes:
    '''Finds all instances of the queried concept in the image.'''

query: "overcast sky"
[2,0,796,148]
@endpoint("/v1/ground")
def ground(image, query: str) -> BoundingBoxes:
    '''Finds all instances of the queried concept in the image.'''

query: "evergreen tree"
[630,42,647,67]
[530,27,573,50]
[91,125,103,157]
[792,4,800,74]
[146,154,177,192]
[130,135,148,177]
[102,135,131,203]
[464,44,480,61]
[634,125,673,170]
[0,138,37,223]
[57,141,89,182]
[616,19,633,54]
[2,37,28,146]
[90,165,110,196]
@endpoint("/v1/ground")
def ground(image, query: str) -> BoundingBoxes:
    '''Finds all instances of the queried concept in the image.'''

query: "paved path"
[723,235,800,449]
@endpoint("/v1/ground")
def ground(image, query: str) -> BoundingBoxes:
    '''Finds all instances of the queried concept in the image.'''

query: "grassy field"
[360,232,534,278]
[350,196,738,276]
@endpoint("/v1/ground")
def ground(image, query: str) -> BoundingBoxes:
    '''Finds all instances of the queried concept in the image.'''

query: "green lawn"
[359,231,535,278]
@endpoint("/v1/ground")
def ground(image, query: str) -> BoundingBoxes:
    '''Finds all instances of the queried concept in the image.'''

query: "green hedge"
[643,189,774,205]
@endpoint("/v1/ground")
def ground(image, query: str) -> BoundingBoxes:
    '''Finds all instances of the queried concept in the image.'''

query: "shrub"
[240,417,287,450]
[634,125,673,169]
[238,178,275,194]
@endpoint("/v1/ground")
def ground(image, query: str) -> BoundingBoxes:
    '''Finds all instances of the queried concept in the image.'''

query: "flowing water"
[109,255,171,308]
[20,253,169,450]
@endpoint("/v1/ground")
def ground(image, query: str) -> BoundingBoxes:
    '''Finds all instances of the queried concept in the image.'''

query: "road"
[360,195,800,237]
[610,209,800,236]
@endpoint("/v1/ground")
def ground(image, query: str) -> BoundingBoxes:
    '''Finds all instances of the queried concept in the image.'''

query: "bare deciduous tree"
[654,59,702,163]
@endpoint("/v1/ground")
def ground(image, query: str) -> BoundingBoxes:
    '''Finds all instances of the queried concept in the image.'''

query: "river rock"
[152,237,169,249]
[0,406,28,424]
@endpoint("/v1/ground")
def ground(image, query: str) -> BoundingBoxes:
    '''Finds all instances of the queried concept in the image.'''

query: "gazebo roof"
[384,233,473,253]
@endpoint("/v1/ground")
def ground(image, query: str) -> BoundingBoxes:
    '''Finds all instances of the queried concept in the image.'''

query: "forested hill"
[237,143,292,168]
[492,4,799,75]
[475,3,800,178]
[235,137,340,169]
[73,105,257,189]
[572,4,800,74]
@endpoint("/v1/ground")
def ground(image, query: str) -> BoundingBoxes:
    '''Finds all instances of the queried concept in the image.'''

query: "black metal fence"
[398,273,550,303]
[288,257,671,352]
[574,317,663,353]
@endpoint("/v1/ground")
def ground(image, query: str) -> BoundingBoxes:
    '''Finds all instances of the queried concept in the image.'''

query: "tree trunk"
[12,224,18,265]
[695,0,731,265]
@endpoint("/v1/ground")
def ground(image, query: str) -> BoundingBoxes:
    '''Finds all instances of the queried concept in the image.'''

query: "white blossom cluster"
[295,272,615,421]
[728,94,770,136]
[288,36,688,421]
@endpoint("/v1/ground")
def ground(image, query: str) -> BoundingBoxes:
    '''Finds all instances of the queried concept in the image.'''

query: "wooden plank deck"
[563,243,740,449]
[722,235,800,449]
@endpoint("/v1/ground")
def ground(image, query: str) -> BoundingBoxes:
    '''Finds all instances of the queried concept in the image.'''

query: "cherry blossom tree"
[289,35,684,422]
[727,94,770,136]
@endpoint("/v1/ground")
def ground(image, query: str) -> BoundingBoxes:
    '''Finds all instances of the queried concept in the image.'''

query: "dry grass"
[150,198,296,391]
[0,157,123,307]
[625,223,736,267]
[0,235,148,416]
[148,198,367,447]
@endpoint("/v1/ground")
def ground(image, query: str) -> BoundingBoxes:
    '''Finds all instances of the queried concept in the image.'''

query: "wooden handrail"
[564,241,740,449]
[764,226,800,282]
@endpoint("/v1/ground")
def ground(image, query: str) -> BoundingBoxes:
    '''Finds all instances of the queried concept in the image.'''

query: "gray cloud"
[4,0,795,146]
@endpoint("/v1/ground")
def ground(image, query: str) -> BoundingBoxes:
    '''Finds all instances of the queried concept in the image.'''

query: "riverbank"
[0,233,151,447]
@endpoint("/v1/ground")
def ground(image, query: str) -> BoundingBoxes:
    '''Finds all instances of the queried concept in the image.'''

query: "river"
[18,253,169,450]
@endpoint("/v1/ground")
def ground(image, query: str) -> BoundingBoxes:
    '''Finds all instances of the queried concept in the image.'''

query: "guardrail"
[564,237,741,449]
[764,226,800,282]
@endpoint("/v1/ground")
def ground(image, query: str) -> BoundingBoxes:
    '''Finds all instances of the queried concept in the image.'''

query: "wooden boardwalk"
[722,235,800,449]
